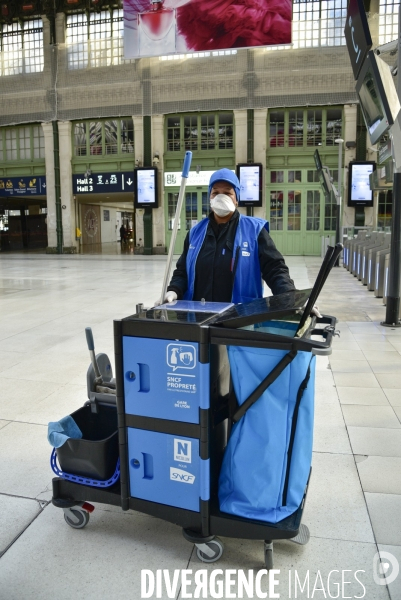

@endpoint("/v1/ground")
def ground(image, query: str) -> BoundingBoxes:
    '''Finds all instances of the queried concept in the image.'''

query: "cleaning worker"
[162,168,301,305]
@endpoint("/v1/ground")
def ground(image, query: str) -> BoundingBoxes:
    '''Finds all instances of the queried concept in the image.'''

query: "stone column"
[152,114,165,252]
[58,121,77,252]
[234,110,248,215]
[253,108,268,220]
[55,12,66,44]
[133,115,144,249]
[42,122,57,251]
[342,104,358,232]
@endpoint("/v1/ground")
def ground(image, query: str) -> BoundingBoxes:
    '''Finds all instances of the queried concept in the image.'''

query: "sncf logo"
[170,467,195,484]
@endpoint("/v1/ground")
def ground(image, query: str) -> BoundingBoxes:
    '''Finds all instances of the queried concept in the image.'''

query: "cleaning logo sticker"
[167,343,196,372]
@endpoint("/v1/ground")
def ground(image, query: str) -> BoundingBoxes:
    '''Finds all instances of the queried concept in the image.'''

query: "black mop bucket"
[56,404,119,481]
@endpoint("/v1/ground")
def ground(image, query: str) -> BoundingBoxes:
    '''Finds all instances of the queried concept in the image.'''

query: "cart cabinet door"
[128,428,209,512]
[123,336,209,423]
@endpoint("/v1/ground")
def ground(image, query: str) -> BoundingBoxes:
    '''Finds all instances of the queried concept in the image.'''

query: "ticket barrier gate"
[351,232,374,277]
[353,231,379,280]
[346,231,368,272]
[342,236,352,269]
[357,232,384,282]
[374,246,391,297]
[364,233,391,287]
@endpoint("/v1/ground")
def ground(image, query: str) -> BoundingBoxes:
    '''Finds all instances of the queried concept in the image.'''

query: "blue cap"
[208,168,240,201]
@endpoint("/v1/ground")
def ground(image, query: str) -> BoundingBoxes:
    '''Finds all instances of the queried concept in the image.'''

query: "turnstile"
[374,246,391,297]
[357,232,383,282]
[351,232,374,277]
[366,233,391,288]
[347,231,368,272]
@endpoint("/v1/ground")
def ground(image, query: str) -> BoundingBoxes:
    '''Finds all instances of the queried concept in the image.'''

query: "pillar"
[58,121,77,252]
[42,122,57,251]
[152,114,165,252]
[342,104,358,232]
[133,115,144,248]
[253,108,268,220]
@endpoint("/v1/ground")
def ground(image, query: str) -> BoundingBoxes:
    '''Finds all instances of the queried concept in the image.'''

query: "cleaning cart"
[50,280,339,568]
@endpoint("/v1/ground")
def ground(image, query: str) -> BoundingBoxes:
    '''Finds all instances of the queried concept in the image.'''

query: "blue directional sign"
[0,175,46,196]
[72,171,135,194]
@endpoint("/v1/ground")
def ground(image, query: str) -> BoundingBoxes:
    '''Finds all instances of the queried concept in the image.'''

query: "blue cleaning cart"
[51,286,337,569]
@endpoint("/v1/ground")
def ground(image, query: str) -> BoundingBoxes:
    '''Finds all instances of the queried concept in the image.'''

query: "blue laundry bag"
[218,345,315,524]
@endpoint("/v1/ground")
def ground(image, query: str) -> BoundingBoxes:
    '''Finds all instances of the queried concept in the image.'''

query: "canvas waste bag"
[218,345,315,524]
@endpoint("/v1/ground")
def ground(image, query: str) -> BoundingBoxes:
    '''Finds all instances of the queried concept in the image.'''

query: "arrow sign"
[73,171,135,194]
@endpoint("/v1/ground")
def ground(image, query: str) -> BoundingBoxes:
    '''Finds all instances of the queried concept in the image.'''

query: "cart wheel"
[195,538,224,563]
[264,541,274,570]
[63,507,90,529]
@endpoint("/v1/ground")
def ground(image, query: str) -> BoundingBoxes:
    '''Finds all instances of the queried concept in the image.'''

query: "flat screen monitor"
[348,161,375,207]
[314,150,331,197]
[314,149,323,172]
[134,167,158,208]
[356,51,394,145]
[236,163,263,207]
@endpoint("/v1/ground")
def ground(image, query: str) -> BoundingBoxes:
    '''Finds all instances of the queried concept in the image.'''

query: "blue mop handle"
[159,151,192,305]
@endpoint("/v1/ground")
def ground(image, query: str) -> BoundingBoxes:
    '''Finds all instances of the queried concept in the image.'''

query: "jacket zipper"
[282,360,312,506]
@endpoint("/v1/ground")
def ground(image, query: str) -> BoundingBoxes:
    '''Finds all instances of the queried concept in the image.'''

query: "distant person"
[119,224,126,246]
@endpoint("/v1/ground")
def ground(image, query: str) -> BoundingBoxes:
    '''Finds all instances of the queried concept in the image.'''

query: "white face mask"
[210,194,236,217]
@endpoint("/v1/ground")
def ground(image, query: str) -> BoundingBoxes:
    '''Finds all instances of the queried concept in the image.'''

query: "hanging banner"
[123,0,292,59]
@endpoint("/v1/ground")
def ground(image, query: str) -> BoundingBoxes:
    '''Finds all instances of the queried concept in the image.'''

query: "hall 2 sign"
[73,171,135,194]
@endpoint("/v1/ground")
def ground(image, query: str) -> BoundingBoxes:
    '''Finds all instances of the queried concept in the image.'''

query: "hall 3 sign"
[73,171,135,194]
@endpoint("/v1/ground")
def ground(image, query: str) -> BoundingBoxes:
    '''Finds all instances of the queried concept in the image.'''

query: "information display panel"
[314,150,331,198]
[134,167,158,208]
[236,163,263,207]
[356,51,395,145]
[347,161,375,207]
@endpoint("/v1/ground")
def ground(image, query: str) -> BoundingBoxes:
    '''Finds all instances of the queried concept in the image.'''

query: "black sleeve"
[167,232,190,299]
[258,228,296,295]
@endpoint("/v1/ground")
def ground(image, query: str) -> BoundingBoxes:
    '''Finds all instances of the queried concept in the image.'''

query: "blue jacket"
[184,215,269,304]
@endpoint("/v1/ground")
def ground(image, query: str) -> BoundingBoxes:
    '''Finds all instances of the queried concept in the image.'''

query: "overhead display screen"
[236,163,263,207]
[347,161,375,207]
[134,167,158,208]
[356,51,393,145]
[123,0,292,59]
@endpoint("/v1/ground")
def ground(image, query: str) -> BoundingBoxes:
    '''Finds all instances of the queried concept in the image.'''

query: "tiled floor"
[0,252,400,599]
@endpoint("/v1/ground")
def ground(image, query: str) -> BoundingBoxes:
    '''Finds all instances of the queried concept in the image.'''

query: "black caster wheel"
[63,507,90,529]
[195,538,224,563]
[264,541,273,570]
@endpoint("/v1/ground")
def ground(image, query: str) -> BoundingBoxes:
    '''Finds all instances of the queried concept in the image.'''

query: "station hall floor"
[0,252,400,600]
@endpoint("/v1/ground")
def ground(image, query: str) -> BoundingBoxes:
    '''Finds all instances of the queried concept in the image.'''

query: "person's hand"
[154,291,178,306]
[311,305,322,318]
[302,301,322,319]
[164,291,178,303]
